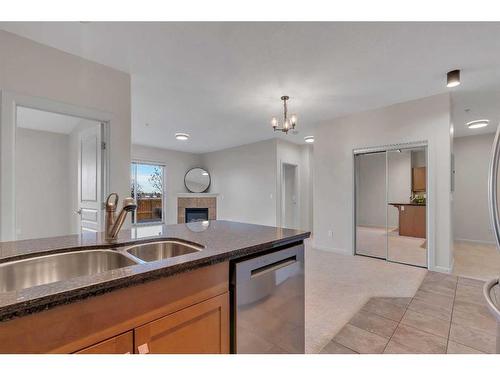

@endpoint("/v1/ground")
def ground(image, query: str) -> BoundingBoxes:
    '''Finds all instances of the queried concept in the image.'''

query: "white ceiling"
[3,22,500,152]
[452,90,500,138]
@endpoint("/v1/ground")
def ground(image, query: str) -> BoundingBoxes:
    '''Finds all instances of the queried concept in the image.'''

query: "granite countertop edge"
[0,226,309,322]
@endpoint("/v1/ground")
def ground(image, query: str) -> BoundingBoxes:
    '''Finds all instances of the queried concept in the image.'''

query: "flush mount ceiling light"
[304,136,314,143]
[271,96,297,134]
[467,119,489,129]
[175,132,190,141]
[446,69,461,88]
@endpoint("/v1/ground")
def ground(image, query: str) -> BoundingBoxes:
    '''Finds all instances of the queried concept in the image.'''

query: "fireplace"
[177,195,217,223]
[185,207,209,223]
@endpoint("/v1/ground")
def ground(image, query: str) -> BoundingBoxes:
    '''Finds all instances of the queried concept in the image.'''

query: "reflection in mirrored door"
[355,152,387,259]
[387,147,427,267]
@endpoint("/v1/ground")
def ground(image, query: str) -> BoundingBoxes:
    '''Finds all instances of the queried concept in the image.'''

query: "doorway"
[14,106,106,238]
[281,163,299,229]
[354,144,428,268]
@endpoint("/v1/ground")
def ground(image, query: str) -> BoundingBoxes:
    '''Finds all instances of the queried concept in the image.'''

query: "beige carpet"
[453,240,500,281]
[305,246,427,353]
[356,226,427,267]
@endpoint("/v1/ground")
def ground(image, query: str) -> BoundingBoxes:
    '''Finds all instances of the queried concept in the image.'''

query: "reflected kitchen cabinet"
[412,167,426,192]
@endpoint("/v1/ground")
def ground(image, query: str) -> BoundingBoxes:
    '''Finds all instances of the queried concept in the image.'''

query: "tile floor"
[453,240,500,281]
[320,271,498,354]
[305,247,426,353]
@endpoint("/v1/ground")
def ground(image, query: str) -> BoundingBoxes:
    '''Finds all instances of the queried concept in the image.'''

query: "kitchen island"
[389,202,426,238]
[0,220,310,354]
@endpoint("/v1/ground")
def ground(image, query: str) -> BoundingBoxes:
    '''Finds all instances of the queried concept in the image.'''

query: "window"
[131,162,165,224]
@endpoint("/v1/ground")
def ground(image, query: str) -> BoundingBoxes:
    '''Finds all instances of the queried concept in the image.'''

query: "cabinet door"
[75,331,133,354]
[134,292,229,354]
[412,167,426,191]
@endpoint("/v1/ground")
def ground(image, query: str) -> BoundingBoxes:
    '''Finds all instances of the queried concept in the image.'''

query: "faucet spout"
[105,194,137,241]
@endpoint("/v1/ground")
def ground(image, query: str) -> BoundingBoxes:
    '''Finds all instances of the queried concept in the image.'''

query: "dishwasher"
[230,243,304,354]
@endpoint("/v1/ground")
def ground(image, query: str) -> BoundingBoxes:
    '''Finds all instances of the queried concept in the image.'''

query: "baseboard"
[429,263,453,274]
[313,244,353,256]
[454,238,496,245]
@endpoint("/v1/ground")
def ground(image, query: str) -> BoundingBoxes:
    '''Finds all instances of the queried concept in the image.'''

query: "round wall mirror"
[184,168,210,193]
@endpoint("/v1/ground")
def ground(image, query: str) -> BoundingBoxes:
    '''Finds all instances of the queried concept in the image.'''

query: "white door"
[77,125,103,234]
[282,163,299,229]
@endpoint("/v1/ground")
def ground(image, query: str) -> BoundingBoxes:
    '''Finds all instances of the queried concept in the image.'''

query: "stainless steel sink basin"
[124,241,202,262]
[0,250,138,293]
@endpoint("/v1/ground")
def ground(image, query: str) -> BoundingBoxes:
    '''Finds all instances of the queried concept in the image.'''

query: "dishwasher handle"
[250,255,297,278]
[234,244,304,284]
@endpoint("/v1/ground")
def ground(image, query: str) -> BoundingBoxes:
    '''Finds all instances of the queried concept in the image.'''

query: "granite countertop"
[0,220,310,321]
[388,202,426,206]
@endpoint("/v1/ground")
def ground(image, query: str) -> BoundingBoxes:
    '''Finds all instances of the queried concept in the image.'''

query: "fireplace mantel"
[176,193,219,198]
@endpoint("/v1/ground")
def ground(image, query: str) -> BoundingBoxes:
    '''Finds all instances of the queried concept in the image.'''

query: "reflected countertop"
[0,220,310,321]
[388,202,426,207]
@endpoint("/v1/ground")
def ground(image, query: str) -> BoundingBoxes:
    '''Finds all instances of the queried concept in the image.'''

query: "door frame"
[352,140,430,269]
[0,90,111,240]
[279,161,300,229]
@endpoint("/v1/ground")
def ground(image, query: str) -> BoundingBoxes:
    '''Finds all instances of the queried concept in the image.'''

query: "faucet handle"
[105,193,119,210]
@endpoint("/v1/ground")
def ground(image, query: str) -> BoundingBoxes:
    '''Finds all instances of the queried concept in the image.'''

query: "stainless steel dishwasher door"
[232,243,304,354]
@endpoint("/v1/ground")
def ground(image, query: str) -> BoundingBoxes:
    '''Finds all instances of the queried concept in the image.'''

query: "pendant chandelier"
[271,95,297,134]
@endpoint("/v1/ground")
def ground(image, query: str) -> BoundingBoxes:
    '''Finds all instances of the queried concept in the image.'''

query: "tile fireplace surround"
[177,194,217,223]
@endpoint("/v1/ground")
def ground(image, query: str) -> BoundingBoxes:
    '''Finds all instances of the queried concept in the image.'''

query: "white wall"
[387,151,412,226]
[131,144,202,225]
[356,152,387,227]
[453,133,495,243]
[132,139,314,230]
[314,94,452,271]
[15,128,71,239]
[201,139,277,226]
[356,151,412,228]
[0,30,131,239]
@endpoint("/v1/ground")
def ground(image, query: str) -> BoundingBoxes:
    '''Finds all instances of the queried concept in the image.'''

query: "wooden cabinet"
[0,262,229,353]
[75,331,133,354]
[75,292,230,355]
[412,167,426,192]
[134,293,229,354]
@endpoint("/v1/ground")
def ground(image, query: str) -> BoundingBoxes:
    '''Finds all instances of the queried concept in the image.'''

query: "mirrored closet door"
[355,151,387,259]
[355,145,428,268]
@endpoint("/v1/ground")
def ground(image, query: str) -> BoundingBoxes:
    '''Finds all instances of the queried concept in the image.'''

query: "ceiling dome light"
[304,136,314,143]
[467,119,489,129]
[175,133,190,141]
[447,69,461,88]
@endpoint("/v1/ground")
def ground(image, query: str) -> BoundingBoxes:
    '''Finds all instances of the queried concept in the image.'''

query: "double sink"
[0,240,203,293]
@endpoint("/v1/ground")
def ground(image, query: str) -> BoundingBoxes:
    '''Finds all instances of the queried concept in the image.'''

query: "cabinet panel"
[412,167,426,192]
[134,293,229,354]
[75,331,133,354]
[399,205,426,238]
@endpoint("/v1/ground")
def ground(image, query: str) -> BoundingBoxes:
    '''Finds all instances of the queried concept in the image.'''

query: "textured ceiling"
[2,22,500,151]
